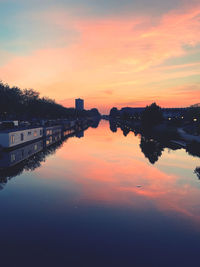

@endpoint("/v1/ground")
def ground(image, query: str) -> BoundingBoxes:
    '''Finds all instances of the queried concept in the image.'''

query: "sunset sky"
[0,0,200,113]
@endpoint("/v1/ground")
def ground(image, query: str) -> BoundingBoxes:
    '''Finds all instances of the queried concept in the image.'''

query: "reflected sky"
[0,120,200,266]
[38,120,200,223]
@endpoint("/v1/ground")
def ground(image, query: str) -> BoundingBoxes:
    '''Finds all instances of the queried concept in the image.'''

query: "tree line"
[109,103,163,127]
[0,81,100,120]
[110,102,200,127]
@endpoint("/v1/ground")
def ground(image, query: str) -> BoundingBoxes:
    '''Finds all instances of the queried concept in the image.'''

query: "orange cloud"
[0,2,200,112]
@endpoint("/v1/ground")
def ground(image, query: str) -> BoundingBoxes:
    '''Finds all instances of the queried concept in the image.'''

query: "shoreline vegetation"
[0,82,200,181]
[109,103,200,143]
[0,81,101,121]
[108,103,200,175]
[0,81,101,172]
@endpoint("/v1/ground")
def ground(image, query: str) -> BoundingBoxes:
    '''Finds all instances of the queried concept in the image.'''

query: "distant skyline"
[0,0,200,113]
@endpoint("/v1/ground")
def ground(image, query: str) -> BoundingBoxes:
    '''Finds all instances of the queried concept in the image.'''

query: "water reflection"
[46,120,200,225]
[0,120,200,266]
[140,137,164,164]
[0,126,91,190]
[1,119,200,190]
[109,120,117,133]
[109,119,200,179]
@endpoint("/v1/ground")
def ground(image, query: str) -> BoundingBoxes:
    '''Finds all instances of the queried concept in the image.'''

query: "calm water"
[0,120,200,267]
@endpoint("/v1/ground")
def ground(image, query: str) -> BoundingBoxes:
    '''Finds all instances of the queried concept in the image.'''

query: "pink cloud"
[0,2,200,111]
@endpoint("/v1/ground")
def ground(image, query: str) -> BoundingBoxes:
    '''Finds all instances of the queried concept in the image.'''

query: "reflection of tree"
[109,120,117,133]
[186,141,200,158]
[141,102,163,127]
[121,126,130,137]
[140,137,164,164]
[115,123,131,136]
[194,167,200,179]
[90,119,101,128]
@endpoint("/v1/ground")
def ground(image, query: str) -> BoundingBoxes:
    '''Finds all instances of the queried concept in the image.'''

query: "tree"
[141,103,163,127]
[121,111,130,121]
[88,108,101,117]
[0,81,93,120]
[109,107,119,118]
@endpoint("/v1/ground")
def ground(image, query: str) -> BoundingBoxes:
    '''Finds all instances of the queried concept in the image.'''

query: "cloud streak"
[0,1,200,112]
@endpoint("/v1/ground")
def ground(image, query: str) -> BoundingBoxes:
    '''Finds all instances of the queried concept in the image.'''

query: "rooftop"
[0,126,43,134]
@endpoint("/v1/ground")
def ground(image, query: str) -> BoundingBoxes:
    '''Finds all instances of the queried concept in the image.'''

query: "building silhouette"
[75,98,84,111]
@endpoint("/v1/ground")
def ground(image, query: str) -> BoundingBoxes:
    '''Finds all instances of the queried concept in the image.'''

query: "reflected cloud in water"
[31,120,200,226]
[1,119,200,225]
[0,120,200,266]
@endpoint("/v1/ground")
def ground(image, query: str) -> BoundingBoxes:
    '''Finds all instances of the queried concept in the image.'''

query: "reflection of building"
[75,98,84,111]
[0,127,74,169]
[0,121,92,191]
[0,140,43,168]
[45,132,62,147]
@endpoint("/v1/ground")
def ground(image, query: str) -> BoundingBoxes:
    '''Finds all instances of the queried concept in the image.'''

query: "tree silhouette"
[140,136,163,164]
[186,141,200,158]
[141,103,163,127]
[0,81,100,120]
[110,107,119,118]
[109,120,117,133]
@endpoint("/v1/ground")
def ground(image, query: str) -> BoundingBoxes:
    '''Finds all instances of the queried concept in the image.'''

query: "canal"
[0,120,200,267]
